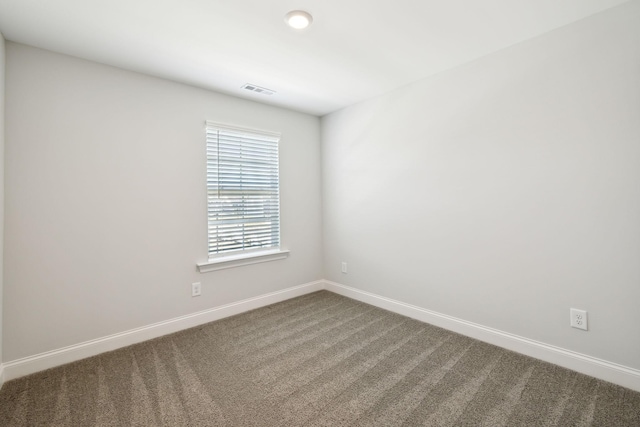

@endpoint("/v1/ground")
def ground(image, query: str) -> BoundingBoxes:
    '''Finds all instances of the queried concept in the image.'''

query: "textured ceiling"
[0,0,629,115]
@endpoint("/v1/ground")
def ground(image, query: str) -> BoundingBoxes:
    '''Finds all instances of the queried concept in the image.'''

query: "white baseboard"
[323,280,640,392]
[3,279,639,393]
[2,280,324,383]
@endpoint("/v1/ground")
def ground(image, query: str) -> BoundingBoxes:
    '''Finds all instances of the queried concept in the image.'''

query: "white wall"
[0,32,5,371]
[322,2,640,370]
[4,43,322,362]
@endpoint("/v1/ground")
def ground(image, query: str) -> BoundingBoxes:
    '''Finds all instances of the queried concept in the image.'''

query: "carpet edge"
[2,280,325,382]
[324,280,640,392]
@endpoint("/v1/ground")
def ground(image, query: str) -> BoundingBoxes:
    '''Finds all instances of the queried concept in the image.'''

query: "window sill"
[197,249,290,273]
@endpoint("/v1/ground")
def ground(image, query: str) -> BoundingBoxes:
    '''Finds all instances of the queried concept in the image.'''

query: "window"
[204,122,283,262]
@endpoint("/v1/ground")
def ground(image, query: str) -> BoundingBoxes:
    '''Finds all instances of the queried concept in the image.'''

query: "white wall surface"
[0,32,5,367]
[322,2,640,370]
[4,43,322,362]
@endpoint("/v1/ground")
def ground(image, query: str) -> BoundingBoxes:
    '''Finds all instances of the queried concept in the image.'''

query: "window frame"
[197,121,289,272]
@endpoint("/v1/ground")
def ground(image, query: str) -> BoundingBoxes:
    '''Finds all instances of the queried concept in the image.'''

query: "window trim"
[197,249,290,273]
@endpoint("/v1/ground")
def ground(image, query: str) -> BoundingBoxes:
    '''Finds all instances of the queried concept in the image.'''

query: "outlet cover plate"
[192,282,202,297]
[570,308,588,330]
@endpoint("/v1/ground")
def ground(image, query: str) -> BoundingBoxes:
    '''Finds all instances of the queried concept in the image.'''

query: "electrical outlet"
[570,308,588,330]
[341,262,347,274]
[192,282,202,297]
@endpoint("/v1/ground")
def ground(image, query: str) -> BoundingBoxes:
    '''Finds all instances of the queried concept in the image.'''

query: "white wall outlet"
[192,282,202,297]
[570,308,588,330]
[341,262,348,274]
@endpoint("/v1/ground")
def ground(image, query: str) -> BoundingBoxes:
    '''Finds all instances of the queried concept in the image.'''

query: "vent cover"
[241,83,276,96]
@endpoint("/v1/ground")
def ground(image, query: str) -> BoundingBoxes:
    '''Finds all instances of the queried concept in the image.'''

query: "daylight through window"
[206,122,281,257]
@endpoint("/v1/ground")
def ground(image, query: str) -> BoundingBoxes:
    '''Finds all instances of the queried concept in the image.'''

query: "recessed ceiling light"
[284,10,313,30]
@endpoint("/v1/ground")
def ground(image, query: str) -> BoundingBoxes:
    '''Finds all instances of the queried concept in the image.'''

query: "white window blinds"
[206,122,281,257]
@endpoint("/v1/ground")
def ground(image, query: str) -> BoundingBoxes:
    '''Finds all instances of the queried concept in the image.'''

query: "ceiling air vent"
[241,83,276,96]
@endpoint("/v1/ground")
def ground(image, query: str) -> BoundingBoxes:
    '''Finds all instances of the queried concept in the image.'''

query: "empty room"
[0,0,639,425]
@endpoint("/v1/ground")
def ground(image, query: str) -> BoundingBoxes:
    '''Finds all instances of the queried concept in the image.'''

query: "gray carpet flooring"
[0,290,639,426]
